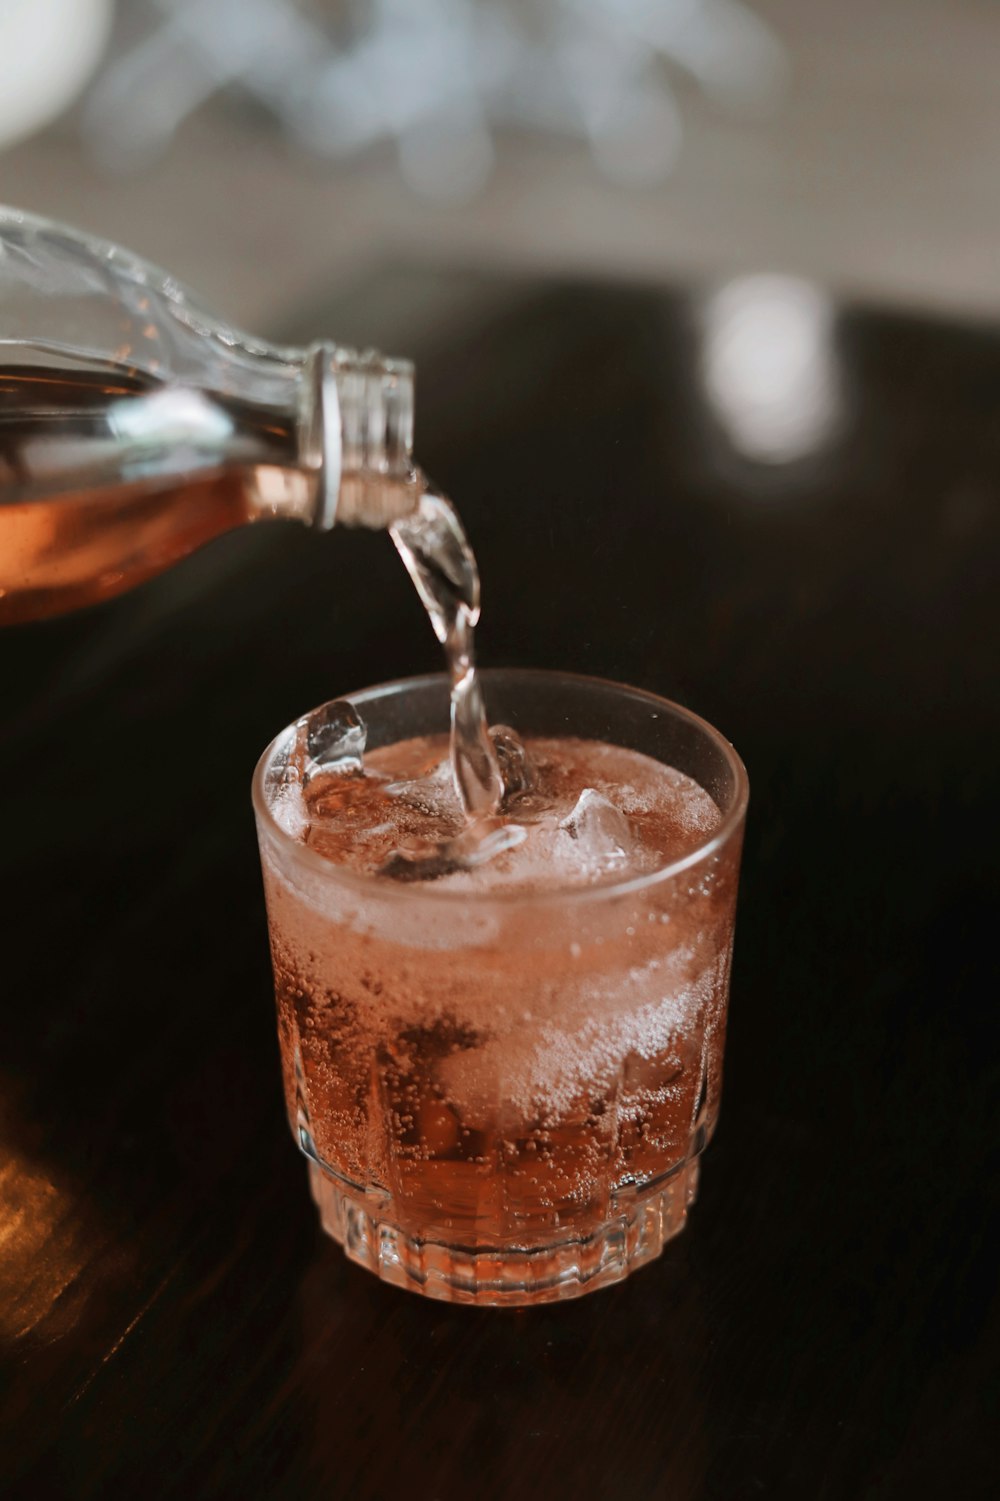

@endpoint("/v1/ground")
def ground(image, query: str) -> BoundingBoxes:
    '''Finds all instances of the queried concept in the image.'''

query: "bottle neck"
[301,342,417,530]
[0,342,417,532]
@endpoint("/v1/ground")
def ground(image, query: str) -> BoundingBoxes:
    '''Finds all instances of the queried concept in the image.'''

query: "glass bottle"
[0,207,417,623]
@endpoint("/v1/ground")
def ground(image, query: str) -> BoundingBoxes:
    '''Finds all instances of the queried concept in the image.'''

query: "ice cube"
[378,841,465,882]
[300,700,366,782]
[491,724,536,803]
[379,818,526,883]
[460,819,527,868]
[558,789,633,870]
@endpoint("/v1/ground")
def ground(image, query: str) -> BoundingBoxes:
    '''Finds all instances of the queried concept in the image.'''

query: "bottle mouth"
[333,471,424,529]
[304,342,416,530]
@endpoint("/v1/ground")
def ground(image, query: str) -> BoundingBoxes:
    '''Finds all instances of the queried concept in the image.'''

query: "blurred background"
[1,0,998,339]
[2,13,998,1494]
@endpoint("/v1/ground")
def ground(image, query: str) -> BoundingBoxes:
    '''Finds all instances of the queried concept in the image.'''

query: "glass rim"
[251,668,749,909]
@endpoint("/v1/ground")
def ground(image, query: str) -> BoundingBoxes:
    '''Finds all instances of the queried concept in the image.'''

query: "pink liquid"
[260,733,739,1255]
[0,366,297,622]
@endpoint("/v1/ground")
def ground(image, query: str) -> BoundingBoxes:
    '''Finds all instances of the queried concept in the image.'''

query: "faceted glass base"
[308,1158,700,1306]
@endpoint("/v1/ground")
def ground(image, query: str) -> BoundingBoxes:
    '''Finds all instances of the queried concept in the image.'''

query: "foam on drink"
[275,728,721,895]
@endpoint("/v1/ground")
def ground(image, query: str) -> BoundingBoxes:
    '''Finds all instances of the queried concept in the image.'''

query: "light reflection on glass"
[699,274,840,466]
[0,1139,88,1342]
[108,388,234,447]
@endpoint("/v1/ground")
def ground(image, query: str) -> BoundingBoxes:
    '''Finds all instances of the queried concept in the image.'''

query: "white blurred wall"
[0,0,997,335]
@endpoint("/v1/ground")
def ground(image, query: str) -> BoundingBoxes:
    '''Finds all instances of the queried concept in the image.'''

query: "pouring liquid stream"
[390,489,504,823]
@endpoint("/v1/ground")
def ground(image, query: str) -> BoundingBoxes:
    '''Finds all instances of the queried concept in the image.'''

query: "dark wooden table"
[1,272,996,1499]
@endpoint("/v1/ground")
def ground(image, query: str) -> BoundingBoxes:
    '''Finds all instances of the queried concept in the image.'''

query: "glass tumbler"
[253,670,748,1306]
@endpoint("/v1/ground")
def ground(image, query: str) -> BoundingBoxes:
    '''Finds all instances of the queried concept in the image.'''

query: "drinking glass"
[253,669,748,1305]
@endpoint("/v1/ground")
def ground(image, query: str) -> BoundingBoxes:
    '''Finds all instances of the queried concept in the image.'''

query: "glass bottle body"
[0,209,416,622]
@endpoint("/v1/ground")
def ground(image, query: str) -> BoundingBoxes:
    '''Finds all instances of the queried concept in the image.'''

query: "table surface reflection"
[1,270,996,1499]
